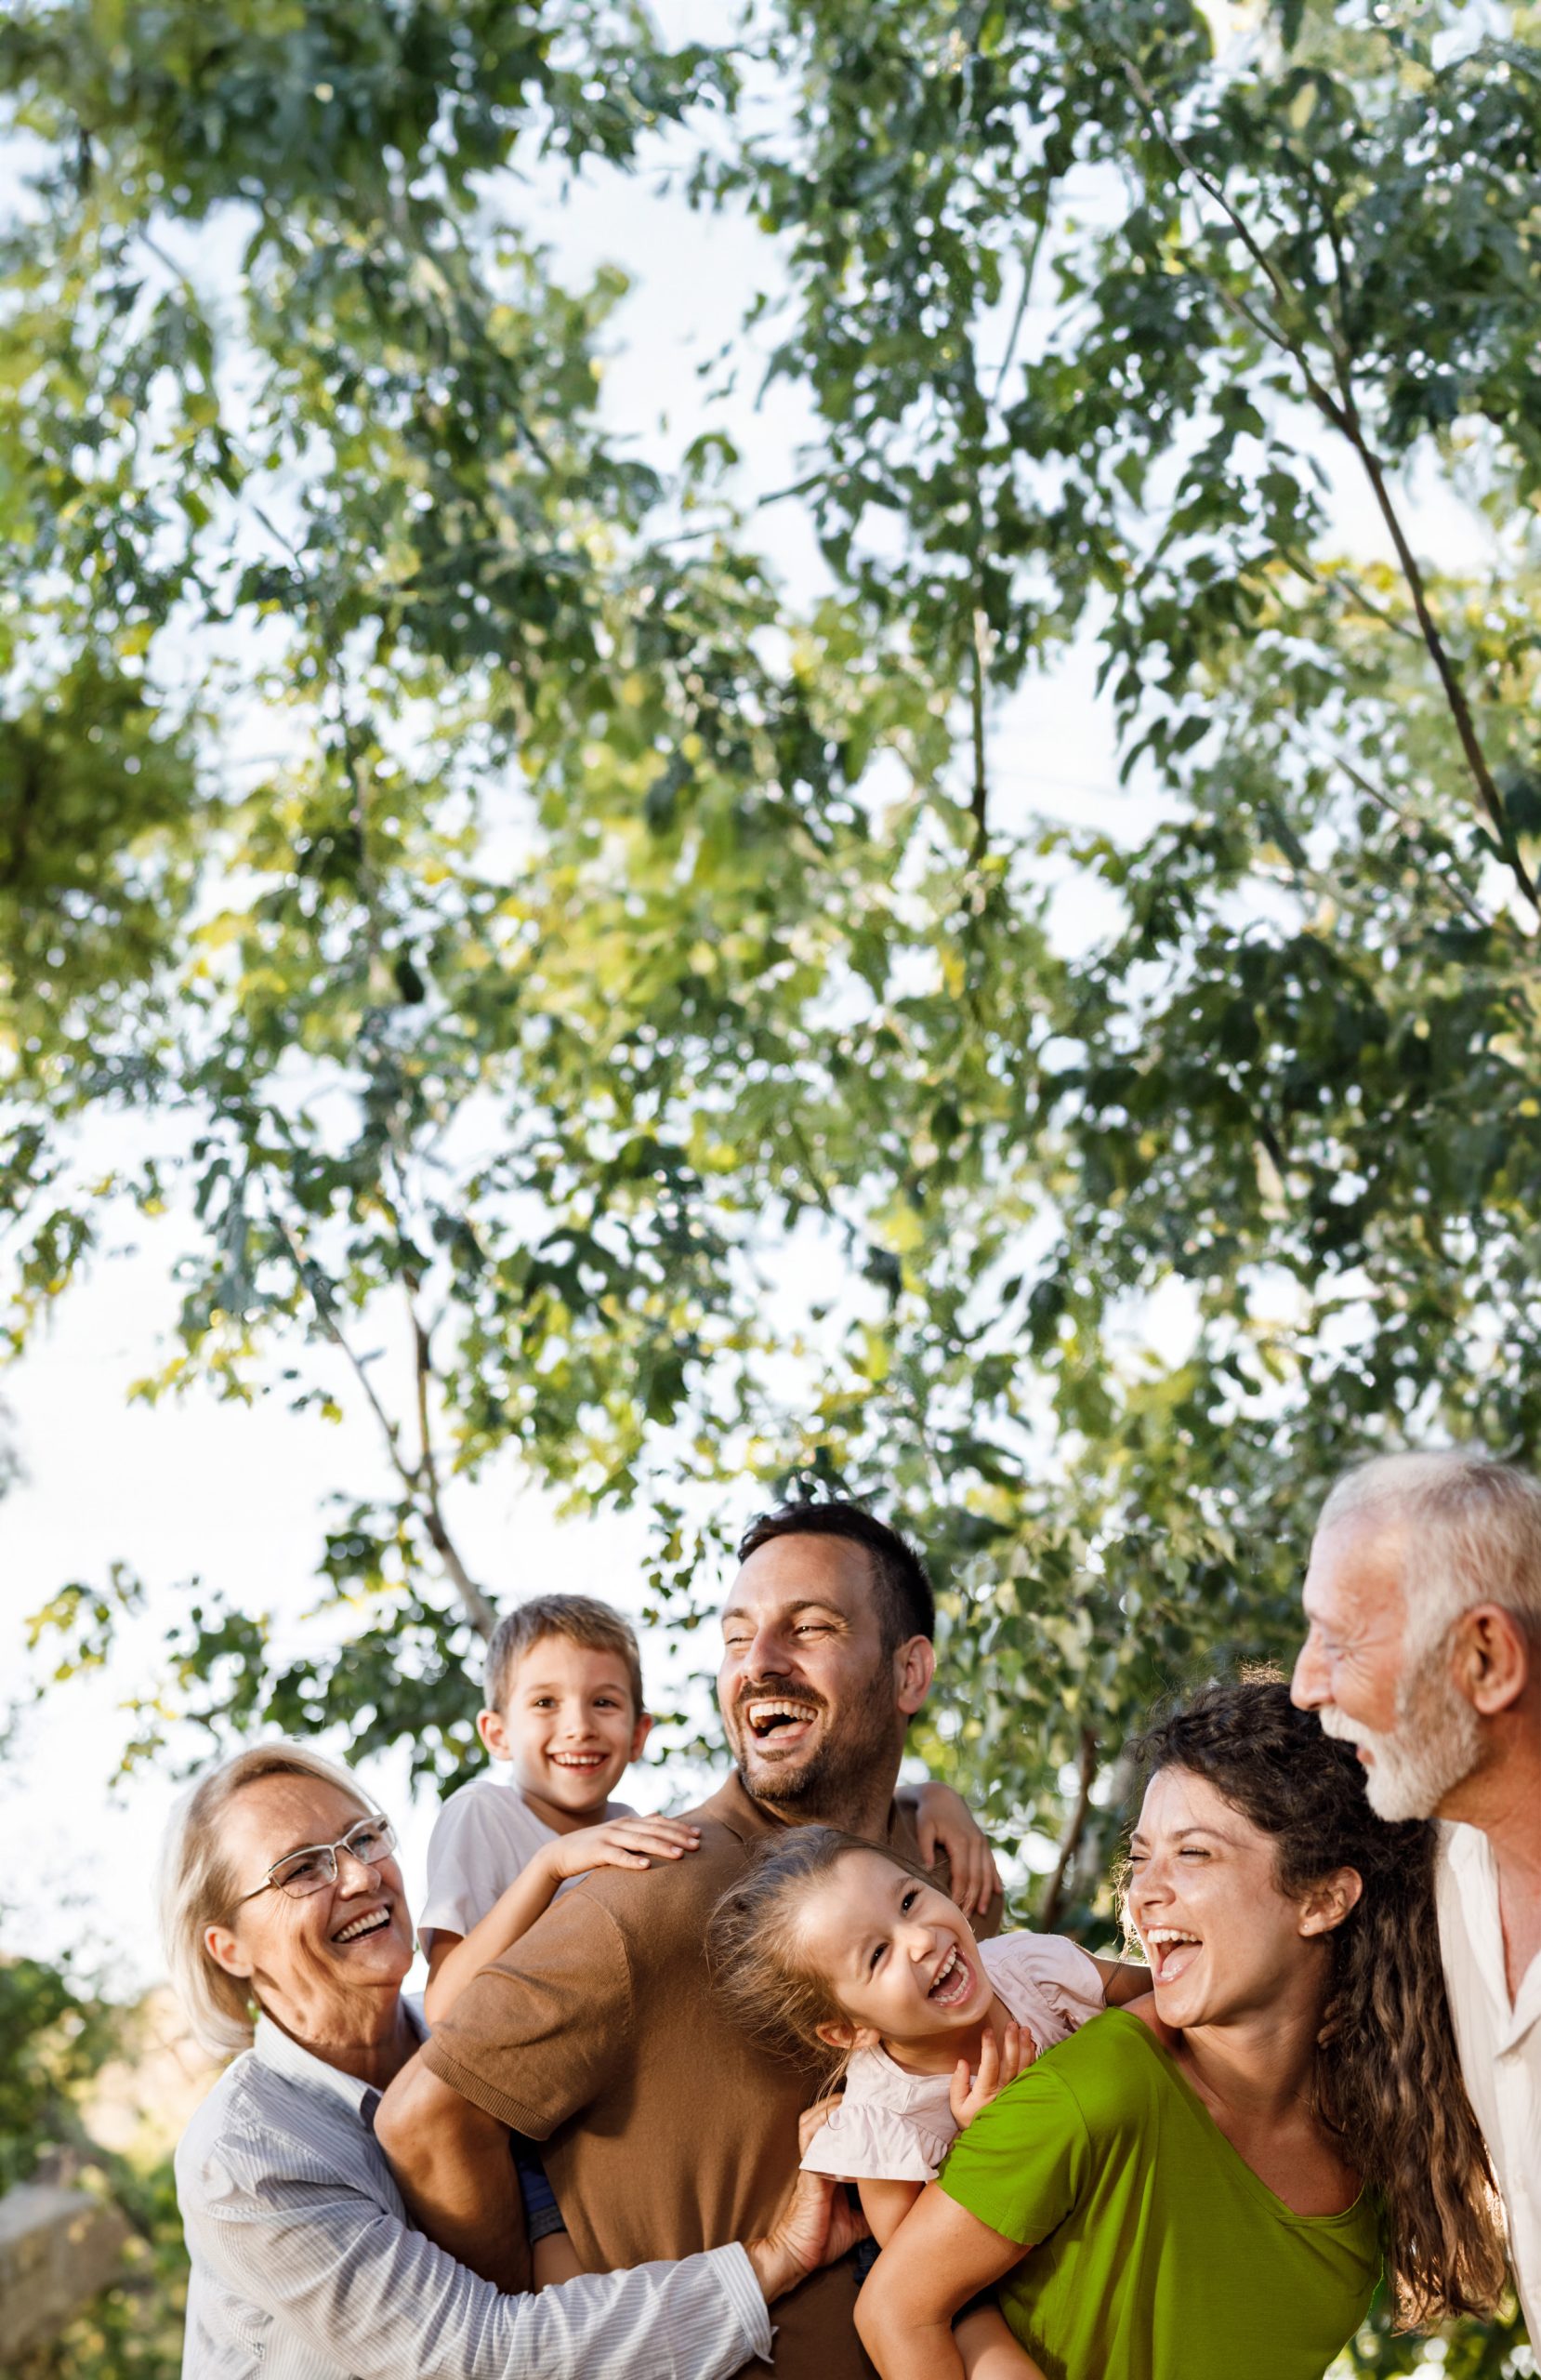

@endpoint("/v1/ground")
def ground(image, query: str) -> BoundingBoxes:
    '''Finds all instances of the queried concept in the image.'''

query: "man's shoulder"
[570,1811,755,1937]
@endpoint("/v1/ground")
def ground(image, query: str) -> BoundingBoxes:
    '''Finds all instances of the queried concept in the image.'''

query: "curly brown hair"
[1130,1679,1506,2327]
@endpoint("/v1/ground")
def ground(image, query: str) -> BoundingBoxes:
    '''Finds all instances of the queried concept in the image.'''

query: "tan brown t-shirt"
[420,1773,997,2379]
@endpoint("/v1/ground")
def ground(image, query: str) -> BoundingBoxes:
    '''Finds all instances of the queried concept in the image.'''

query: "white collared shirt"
[175,2000,771,2380]
[1435,1820,1541,2340]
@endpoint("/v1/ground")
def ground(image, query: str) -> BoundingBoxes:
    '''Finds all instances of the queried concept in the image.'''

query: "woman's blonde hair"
[158,1739,376,2058]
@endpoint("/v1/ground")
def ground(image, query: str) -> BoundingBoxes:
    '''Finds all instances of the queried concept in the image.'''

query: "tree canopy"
[4,4,1539,2360]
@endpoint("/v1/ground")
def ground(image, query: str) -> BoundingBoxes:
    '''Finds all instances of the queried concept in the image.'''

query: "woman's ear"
[204,1922,254,1982]
[1298,1866,1363,1939]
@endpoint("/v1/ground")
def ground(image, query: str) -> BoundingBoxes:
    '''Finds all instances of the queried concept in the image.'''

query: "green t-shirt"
[938,2008,1381,2380]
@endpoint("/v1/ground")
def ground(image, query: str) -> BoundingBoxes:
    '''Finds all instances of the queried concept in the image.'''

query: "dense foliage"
[4,1,1539,2363]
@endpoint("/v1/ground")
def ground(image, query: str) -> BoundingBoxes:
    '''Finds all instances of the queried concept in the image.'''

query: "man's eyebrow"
[720,1598,847,1628]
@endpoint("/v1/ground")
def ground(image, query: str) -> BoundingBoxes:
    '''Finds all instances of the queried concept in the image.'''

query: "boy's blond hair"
[485,1593,645,1716]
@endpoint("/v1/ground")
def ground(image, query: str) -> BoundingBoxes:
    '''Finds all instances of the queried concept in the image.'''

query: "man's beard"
[727,1666,901,1823]
[1319,1631,1482,1822]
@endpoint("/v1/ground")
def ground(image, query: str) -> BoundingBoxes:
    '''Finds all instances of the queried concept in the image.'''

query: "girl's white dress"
[798,1930,1105,2183]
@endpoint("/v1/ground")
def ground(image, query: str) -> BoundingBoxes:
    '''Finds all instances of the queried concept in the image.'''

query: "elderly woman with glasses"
[164,1740,858,2380]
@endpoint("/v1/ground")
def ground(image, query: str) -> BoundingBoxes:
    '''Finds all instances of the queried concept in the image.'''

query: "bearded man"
[375,1501,999,2379]
[1291,1450,1541,2341]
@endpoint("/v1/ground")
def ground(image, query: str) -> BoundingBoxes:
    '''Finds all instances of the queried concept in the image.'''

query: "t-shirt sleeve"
[420,1885,633,2139]
[983,1931,1106,2051]
[418,1791,534,1941]
[937,2063,1090,2247]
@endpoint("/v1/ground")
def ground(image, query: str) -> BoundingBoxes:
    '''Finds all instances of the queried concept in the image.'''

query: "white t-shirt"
[800,1931,1106,2183]
[416,1774,565,1941]
[1435,1818,1541,2347]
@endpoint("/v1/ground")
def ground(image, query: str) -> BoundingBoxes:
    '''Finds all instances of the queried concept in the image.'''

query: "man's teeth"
[551,1753,605,1766]
[746,1700,817,1737]
[334,1908,390,1944]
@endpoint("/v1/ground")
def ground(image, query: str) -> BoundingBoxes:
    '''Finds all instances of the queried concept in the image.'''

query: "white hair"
[158,1739,375,2059]
[1319,1448,1541,1653]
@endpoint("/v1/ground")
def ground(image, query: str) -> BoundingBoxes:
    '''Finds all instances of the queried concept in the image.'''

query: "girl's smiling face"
[1126,1766,1361,2029]
[796,1847,990,2054]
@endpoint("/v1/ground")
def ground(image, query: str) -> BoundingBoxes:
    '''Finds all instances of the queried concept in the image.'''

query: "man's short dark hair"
[734,1500,934,1651]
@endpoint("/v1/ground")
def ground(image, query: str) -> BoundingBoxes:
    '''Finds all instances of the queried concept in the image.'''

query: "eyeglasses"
[233,1816,398,1906]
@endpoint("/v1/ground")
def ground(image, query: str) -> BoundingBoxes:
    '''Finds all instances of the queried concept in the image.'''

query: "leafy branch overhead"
[5,0,1541,2024]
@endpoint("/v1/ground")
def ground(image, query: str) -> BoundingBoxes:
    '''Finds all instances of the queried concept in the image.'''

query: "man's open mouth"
[1143,1926,1202,1984]
[926,1943,975,2007]
[332,1905,393,1946]
[744,1699,822,1745]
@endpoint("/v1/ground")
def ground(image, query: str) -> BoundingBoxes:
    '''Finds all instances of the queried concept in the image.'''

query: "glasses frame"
[232,1814,398,1908]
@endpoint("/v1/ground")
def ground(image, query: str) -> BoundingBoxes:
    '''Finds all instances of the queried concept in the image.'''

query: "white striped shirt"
[175,2004,772,2380]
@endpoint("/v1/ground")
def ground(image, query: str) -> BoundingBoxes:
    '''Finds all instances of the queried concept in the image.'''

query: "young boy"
[419,1593,701,2285]
[418,1593,701,2003]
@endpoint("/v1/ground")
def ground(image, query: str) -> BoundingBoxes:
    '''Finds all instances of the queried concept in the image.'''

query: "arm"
[1090,1952,1150,2006]
[955,2306,1049,2380]
[374,2054,530,2289]
[424,1818,701,2025]
[854,2184,1028,2380]
[902,1779,1001,1920]
[185,2120,778,2380]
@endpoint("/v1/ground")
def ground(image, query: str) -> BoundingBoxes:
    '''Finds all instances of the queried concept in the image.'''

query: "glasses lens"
[271,1848,336,1898]
[344,1818,395,1865]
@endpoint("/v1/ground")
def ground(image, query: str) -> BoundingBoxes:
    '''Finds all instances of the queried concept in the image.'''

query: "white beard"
[1318,1641,1482,1822]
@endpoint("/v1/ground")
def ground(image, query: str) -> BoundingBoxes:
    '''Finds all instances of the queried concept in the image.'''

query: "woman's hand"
[542,1816,702,1884]
[744,2099,869,2300]
[950,2021,1034,2131]
[912,1782,1000,1919]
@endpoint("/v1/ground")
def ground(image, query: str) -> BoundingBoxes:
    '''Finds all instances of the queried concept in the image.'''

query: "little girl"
[709,1825,1143,2380]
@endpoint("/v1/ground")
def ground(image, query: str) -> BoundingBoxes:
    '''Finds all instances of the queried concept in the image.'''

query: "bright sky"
[0,0,1488,1995]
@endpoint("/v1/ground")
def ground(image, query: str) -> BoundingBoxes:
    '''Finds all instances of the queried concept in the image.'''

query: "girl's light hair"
[158,1739,376,2059]
[707,1826,935,2079]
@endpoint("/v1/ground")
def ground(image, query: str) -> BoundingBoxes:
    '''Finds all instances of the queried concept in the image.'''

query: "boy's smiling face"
[480,1633,651,1823]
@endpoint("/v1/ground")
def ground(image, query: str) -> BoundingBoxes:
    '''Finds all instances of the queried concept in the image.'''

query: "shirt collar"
[253,1994,426,2123]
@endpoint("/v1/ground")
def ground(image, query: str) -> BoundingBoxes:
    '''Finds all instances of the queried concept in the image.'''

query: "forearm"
[955,2305,1047,2380]
[194,2189,770,2380]
[1091,1952,1150,2007]
[424,1864,561,2023]
[375,2062,529,2291]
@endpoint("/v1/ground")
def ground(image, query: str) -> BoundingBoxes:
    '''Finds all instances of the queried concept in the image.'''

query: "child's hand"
[544,1815,702,1883]
[912,1780,1001,1918]
[949,2020,1034,2130]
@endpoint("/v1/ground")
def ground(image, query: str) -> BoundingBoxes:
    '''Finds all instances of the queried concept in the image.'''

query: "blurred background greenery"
[3,0,1539,2367]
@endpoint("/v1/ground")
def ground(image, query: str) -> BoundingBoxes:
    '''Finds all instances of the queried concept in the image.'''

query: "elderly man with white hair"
[1292,1449,1541,2342]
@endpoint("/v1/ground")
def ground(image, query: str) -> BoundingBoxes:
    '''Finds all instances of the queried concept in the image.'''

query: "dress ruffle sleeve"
[798,2096,955,2184]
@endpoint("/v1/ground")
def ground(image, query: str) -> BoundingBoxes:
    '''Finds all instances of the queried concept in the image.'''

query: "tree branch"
[1118,58,1540,919]
[407,1289,497,1641]
[1038,1725,1098,1933]
[275,1216,495,1641]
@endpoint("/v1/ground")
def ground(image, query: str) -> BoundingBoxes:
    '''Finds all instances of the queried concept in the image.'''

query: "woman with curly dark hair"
[853,1677,1506,2380]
